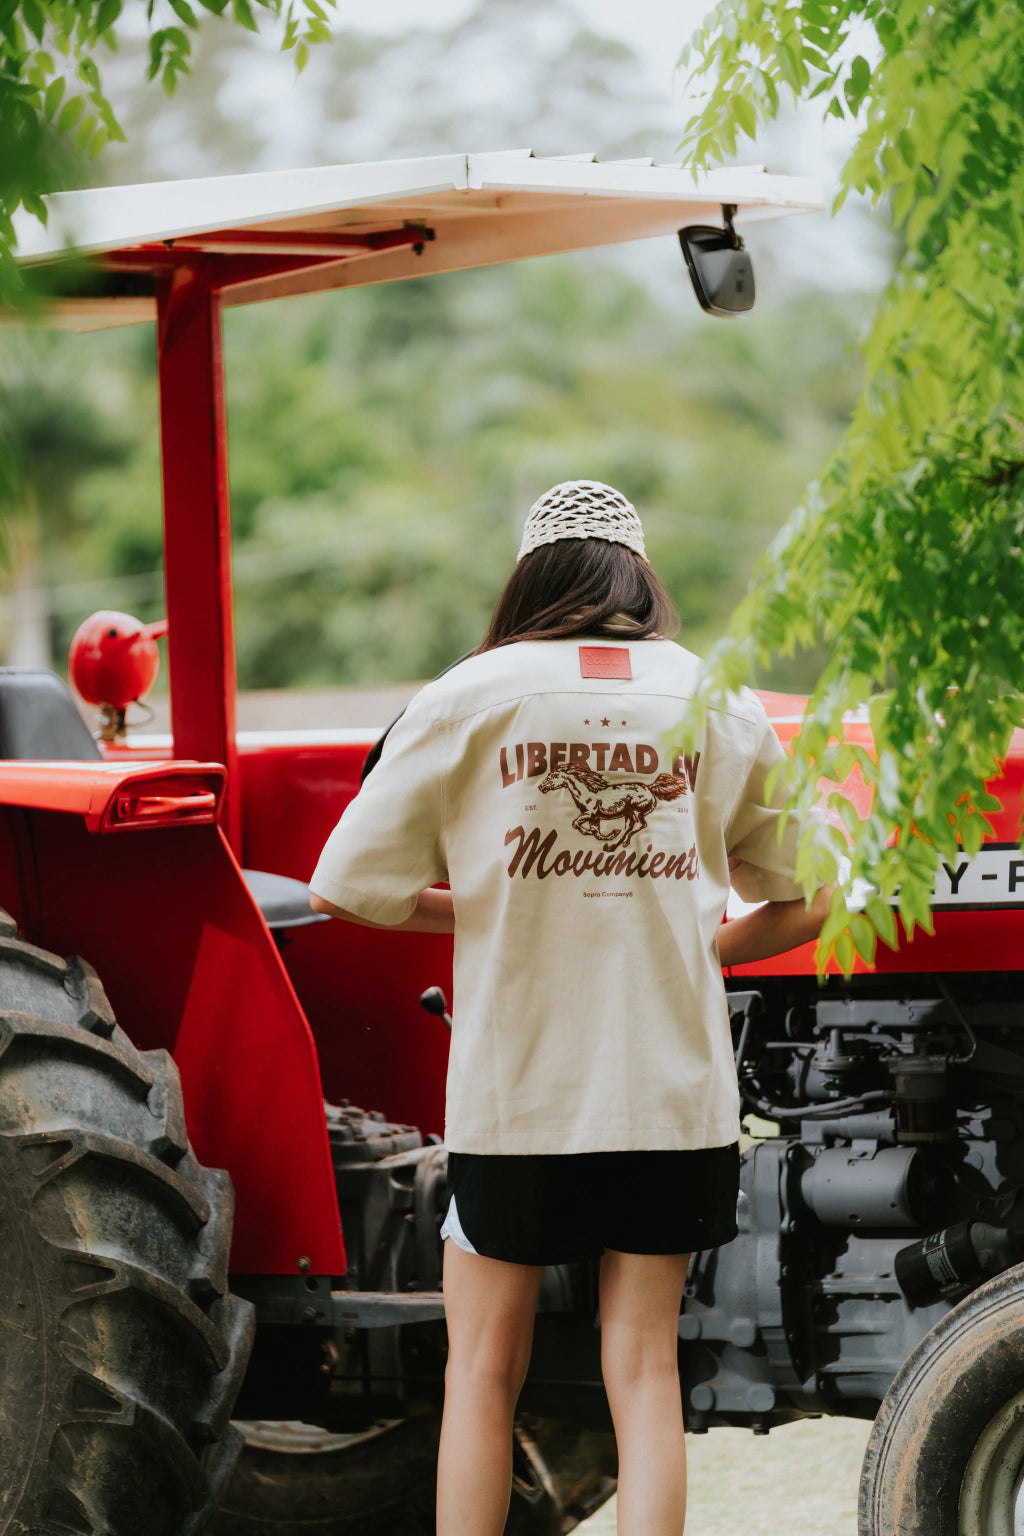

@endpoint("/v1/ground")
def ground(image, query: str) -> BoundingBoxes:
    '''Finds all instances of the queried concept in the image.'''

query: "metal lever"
[419,986,453,1030]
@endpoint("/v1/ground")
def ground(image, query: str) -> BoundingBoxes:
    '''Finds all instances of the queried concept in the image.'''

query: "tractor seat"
[0,668,103,760]
[241,869,328,932]
[0,668,328,934]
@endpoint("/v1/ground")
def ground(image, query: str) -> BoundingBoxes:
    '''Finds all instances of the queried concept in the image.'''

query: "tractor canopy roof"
[14,148,822,330]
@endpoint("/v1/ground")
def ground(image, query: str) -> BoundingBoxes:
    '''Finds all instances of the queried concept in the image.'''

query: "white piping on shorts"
[440,1193,479,1255]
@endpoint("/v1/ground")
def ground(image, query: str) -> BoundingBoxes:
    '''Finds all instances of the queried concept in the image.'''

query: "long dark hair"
[361,538,678,781]
[476,537,679,653]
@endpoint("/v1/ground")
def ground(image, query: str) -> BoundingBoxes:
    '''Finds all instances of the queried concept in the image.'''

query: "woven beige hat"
[517,480,646,562]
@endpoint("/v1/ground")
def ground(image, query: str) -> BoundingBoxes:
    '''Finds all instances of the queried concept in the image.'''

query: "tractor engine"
[678,979,1024,1430]
[234,1091,604,1432]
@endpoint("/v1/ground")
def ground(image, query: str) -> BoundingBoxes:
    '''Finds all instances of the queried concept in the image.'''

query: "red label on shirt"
[579,646,632,679]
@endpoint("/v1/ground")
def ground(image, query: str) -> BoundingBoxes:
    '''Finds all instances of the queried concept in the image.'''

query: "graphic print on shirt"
[538,765,688,851]
[500,737,702,887]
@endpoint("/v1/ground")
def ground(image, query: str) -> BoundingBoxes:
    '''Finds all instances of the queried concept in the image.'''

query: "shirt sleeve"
[309,690,447,926]
[725,696,807,904]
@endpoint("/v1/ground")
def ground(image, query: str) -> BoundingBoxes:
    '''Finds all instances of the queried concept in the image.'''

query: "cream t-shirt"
[310,637,808,1155]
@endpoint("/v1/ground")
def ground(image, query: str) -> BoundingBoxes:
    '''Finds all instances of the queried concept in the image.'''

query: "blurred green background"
[0,0,885,704]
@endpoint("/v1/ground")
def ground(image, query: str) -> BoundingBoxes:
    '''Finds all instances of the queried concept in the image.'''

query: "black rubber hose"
[741,1087,891,1122]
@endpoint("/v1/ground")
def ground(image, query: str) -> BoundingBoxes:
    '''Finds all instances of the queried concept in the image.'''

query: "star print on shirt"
[621,720,628,726]
[584,718,590,725]
[600,717,610,727]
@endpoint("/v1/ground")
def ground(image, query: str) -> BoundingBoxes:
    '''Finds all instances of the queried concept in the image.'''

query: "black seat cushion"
[242,869,329,931]
[0,669,101,761]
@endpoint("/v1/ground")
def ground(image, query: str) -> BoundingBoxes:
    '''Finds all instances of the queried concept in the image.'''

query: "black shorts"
[445,1144,740,1266]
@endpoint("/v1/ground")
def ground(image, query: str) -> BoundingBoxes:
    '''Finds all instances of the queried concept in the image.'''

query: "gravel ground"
[578,1417,871,1535]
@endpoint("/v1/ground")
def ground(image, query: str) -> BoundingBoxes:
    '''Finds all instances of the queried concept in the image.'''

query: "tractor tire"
[210,1413,616,1535]
[858,1259,1024,1535]
[206,1418,440,1536]
[0,910,254,1536]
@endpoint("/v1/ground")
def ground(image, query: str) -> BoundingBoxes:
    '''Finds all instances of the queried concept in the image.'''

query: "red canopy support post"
[155,264,242,854]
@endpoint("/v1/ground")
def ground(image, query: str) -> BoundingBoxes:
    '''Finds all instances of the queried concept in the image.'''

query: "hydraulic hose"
[742,1088,891,1122]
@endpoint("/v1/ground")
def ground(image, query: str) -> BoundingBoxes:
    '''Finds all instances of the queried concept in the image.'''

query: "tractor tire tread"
[858,1259,1024,1535]
[142,1047,191,1165]
[0,916,253,1536]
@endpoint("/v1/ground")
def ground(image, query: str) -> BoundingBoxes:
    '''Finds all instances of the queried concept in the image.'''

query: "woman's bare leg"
[436,1239,545,1536]
[599,1249,690,1536]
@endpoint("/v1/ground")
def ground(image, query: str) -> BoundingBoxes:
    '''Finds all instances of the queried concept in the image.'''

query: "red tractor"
[4,150,1022,1536]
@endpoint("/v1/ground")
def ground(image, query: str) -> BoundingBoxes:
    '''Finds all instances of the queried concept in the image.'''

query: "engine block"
[676,982,1024,1430]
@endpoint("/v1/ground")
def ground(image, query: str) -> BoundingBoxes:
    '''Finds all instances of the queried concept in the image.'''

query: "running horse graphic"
[538,765,688,851]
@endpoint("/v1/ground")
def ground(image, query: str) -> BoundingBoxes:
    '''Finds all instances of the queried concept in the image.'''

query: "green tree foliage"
[0,0,335,305]
[220,264,861,689]
[33,259,867,694]
[678,0,1024,969]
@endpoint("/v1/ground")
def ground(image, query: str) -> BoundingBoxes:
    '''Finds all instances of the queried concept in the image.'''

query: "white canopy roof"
[16,149,823,329]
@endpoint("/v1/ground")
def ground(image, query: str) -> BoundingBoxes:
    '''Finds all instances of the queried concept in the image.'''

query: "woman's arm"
[309,887,455,934]
[717,884,832,969]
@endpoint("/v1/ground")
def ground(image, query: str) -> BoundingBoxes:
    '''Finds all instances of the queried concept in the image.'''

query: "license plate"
[930,843,1024,909]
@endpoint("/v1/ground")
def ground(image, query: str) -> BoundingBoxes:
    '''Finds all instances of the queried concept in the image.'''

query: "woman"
[309,480,830,1536]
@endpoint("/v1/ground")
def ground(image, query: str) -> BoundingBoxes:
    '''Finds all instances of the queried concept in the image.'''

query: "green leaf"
[849,913,878,966]
[43,74,65,120]
[75,111,96,152]
[170,0,199,26]
[894,129,915,168]
[232,0,259,32]
[777,41,805,93]
[899,875,936,940]
[21,190,48,221]
[96,0,122,31]
[22,0,44,42]
[849,54,870,98]
[960,814,988,855]
[875,12,899,46]
[834,930,856,976]
[56,93,84,134]
[147,28,166,79]
[866,896,899,950]
[733,93,757,141]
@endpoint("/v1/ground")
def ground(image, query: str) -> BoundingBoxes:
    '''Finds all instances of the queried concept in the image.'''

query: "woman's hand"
[717,884,832,969]
[309,887,455,934]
